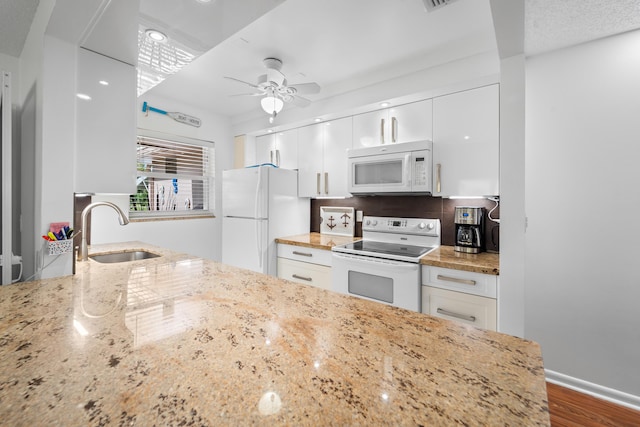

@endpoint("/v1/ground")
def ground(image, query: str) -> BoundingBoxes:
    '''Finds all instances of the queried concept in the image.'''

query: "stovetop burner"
[331,216,441,263]
[340,241,435,259]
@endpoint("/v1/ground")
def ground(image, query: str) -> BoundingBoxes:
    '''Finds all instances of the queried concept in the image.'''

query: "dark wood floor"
[547,382,640,427]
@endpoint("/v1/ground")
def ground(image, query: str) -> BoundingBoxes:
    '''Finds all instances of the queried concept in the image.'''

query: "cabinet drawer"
[421,266,497,298]
[277,258,332,290]
[422,286,496,331]
[277,244,332,267]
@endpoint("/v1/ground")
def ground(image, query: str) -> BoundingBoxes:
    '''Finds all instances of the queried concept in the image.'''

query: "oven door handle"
[332,252,419,269]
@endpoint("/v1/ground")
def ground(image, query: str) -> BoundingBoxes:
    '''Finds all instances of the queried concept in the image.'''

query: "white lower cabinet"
[277,244,332,290]
[421,266,498,331]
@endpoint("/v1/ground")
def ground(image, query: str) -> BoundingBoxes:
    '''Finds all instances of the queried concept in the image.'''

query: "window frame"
[130,128,215,220]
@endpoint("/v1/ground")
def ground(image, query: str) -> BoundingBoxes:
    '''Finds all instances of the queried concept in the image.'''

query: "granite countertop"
[420,246,500,275]
[276,233,500,275]
[275,232,360,250]
[0,241,547,426]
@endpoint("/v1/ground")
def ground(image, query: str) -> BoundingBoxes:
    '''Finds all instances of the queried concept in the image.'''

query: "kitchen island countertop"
[0,241,546,425]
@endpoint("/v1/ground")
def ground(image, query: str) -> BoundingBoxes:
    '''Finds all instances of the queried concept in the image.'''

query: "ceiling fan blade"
[288,82,321,94]
[290,95,312,108]
[224,76,260,89]
[229,92,264,97]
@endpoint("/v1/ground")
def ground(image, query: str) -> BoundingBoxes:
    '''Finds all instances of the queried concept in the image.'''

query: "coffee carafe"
[454,207,484,253]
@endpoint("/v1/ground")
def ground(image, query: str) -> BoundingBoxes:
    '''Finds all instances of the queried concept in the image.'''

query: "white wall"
[525,30,640,404]
[90,93,233,261]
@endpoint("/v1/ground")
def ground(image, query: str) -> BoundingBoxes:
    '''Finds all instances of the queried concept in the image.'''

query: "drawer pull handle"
[436,274,476,286]
[436,308,476,322]
[292,274,313,282]
[292,251,313,257]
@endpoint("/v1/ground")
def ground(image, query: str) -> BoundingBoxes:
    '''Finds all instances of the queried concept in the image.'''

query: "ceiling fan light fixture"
[261,96,284,115]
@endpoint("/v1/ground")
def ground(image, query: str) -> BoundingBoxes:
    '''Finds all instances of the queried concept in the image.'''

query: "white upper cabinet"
[75,48,136,194]
[352,99,433,148]
[298,117,352,197]
[432,84,499,197]
[255,128,298,169]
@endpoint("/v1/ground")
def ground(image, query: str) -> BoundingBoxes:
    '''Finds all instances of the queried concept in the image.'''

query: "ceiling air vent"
[422,0,460,12]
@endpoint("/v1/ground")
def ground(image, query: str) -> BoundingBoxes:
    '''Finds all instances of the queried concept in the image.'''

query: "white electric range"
[331,216,441,312]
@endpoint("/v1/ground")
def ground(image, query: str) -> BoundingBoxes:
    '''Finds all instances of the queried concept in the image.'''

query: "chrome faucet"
[77,201,130,261]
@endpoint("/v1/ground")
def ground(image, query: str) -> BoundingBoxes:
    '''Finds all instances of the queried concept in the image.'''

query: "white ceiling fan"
[225,57,321,122]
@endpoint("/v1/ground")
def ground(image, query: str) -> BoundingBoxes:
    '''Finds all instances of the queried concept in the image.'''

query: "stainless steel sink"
[89,250,160,263]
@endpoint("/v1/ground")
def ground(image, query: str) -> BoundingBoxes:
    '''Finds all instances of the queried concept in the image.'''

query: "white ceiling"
[0,0,40,57]
[2,0,640,119]
[148,0,498,119]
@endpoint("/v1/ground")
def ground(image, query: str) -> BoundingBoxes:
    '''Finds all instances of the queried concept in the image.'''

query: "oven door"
[332,252,420,312]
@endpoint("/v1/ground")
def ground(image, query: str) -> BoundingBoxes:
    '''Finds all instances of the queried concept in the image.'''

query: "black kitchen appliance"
[454,207,484,253]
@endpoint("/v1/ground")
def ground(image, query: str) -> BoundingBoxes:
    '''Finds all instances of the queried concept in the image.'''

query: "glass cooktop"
[336,240,434,260]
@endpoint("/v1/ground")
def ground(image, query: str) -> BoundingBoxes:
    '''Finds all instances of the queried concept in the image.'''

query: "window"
[130,130,214,218]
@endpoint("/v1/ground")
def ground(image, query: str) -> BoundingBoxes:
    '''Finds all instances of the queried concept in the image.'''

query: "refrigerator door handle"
[255,168,263,268]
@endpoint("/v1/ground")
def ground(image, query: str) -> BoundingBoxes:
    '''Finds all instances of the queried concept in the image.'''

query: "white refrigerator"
[222,166,309,275]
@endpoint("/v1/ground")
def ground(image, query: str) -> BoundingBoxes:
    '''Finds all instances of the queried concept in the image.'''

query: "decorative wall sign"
[320,206,355,236]
[142,102,201,127]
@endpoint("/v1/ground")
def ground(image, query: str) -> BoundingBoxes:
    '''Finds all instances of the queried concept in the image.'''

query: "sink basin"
[89,250,160,264]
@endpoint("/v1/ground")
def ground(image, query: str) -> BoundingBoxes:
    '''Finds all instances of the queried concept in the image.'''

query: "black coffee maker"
[454,207,484,253]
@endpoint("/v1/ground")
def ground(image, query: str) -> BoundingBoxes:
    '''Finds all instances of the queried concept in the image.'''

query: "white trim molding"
[546,369,640,412]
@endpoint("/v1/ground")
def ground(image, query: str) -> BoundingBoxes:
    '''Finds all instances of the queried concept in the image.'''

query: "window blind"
[130,133,214,217]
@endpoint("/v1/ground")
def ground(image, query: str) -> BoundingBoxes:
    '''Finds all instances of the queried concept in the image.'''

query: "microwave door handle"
[405,153,412,188]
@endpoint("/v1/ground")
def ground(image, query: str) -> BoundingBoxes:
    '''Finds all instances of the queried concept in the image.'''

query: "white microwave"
[347,140,432,195]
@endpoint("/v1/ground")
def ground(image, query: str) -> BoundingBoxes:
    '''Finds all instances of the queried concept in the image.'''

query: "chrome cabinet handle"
[436,163,441,193]
[437,308,476,322]
[436,274,476,286]
[391,116,397,143]
[276,149,281,167]
[270,150,273,164]
[292,274,313,282]
[324,172,329,195]
[380,118,385,144]
[316,173,321,195]
[292,251,312,257]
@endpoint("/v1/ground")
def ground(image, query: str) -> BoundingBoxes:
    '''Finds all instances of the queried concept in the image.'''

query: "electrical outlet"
[356,210,363,222]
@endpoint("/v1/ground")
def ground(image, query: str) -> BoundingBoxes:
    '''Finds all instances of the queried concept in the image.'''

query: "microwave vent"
[422,0,459,12]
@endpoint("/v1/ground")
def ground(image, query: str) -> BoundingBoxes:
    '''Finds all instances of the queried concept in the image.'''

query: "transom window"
[130,130,214,218]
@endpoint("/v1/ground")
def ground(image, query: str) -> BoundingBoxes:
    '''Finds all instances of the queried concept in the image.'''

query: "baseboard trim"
[546,369,640,412]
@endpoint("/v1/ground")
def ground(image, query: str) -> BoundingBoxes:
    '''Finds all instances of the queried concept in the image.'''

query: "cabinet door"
[323,117,353,197]
[389,99,432,144]
[255,134,276,165]
[352,109,387,148]
[297,123,324,197]
[433,84,499,197]
[422,286,497,331]
[274,128,298,169]
[76,48,136,194]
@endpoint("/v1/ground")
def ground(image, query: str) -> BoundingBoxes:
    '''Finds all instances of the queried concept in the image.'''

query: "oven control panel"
[362,216,440,236]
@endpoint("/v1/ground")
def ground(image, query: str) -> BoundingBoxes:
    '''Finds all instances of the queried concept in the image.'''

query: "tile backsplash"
[310,196,500,252]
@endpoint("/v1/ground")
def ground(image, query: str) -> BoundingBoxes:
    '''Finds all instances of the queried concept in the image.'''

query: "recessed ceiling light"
[99,80,109,86]
[314,118,322,122]
[195,0,212,3]
[76,93,92,101]
[145,29,168,43]
[380,102,390,107]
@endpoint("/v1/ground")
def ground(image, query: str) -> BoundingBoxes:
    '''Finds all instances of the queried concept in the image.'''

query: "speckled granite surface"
[275,232,360,250]
[277,233,500,275]
[0,241,545,426]
[420,246,500,275]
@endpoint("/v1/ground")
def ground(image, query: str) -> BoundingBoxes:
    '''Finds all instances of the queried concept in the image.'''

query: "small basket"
[48,240,73,256]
